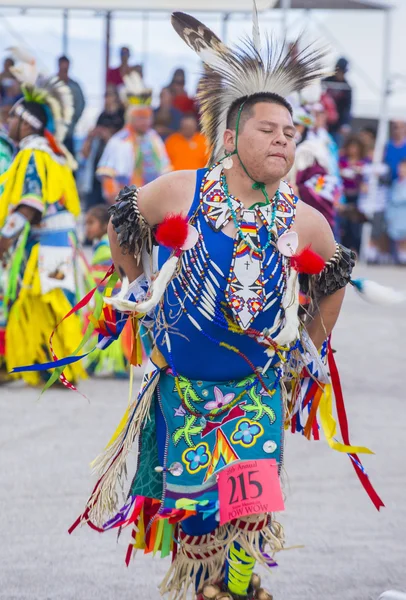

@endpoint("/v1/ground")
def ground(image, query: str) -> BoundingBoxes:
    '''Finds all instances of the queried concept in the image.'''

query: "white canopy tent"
[1,0,393,168]
[0,0,390,9]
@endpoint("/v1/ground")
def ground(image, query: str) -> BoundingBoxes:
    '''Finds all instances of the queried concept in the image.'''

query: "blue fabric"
[155,169,290,381]
[22,155,42,198]
[385,141,406,182]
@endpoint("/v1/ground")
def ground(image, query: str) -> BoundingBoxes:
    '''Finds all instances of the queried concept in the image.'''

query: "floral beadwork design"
[231,418,264,448]
[204,386,235,411]
[182,442,212,474]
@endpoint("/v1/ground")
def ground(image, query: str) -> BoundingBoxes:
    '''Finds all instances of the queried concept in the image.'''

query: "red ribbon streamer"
[327,341,384,511]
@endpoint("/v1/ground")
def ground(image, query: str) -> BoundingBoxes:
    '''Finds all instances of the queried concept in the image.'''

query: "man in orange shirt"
[165,113,208,170]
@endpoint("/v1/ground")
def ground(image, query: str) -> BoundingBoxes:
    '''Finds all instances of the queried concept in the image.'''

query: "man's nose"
[273,130,287,145]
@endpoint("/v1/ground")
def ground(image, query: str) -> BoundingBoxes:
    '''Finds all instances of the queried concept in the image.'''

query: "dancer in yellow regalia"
[0,52,86,386]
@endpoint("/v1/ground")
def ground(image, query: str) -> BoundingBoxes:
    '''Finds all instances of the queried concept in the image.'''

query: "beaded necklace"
[220,173,279,255]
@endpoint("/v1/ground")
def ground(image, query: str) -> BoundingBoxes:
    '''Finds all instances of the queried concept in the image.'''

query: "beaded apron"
[131,166,300,510]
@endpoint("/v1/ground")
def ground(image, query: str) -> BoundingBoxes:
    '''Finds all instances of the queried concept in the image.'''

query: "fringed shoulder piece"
[109,185,153,262]
[301,243,356,299]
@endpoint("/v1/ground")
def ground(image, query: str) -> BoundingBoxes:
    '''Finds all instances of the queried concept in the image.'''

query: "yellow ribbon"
[319,384,373,455]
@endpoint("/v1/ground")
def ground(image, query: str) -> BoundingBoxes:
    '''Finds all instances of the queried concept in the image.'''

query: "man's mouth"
[269,153,287,160]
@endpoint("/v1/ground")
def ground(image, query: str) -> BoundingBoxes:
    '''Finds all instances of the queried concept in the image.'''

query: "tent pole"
[62,9,69,55]
[105,10,112,91]
[222,13,229,44]
[373,8,392,167]
[360,7,392,263]
[281,0,291,39]
[141,11,149,77]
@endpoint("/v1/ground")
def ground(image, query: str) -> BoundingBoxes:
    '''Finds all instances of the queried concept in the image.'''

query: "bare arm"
[294,201,345,349]
[108,170,196,282]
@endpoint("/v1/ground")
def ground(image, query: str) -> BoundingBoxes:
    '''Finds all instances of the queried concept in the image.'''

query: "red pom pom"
[155,213,189,250]
[291,245,325,274]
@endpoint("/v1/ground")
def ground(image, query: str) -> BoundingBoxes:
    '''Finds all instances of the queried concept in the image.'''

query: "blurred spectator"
[57,55,86,156]
[386,158,406,265]
[97,93,170,203]
[359,127,377,161]
[165,114,208,170]
[168,68,195,114]
[320,90,338,128]
[323,57,352,145]
[0,57,20,104]
[339,135,369,253]
[154,88,182,140]
[81,85,124,210]
[384,121,406,182]
[106,47,140,87]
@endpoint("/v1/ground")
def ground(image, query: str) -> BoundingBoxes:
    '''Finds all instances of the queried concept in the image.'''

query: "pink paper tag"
[217,459,285,525]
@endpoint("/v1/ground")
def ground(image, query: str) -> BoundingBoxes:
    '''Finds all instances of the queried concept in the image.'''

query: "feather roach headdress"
[120,71,153,111]
[8,47,74,143]
[171,3,328,164]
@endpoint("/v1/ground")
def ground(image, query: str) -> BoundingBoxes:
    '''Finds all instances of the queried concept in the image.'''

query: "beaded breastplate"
[199,163,298,330]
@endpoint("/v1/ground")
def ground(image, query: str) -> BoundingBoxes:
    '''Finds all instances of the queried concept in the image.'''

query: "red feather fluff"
[44,129,63,156]
[291,245,325,274]
[155,213,189,250]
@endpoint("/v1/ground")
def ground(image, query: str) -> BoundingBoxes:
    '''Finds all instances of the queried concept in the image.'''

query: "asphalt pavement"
[1,265,405,600]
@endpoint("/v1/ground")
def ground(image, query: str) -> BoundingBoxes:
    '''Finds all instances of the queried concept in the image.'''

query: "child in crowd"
[84,205,131,378]
[339,136,369,254]
[386,158,406,265]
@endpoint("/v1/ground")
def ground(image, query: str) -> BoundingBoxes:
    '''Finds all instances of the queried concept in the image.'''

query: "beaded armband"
[301,243,356,299]
[109,185,153,263]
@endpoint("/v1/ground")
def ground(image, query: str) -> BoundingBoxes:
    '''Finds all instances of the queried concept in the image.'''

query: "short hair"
[86,204,110,227]
[360,126,377,139]
[58,55,70,64]
[342,135,366,159]
[226,93,293,131]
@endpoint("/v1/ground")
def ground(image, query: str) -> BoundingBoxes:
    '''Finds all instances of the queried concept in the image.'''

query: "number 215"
[228,470,263,504]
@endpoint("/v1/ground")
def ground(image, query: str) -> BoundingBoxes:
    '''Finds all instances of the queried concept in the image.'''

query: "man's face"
[359,130,375,150]
[58,60,69,78]
[4,59,14,72]
[121,47,130,63]
[391,121,406,142]
[314,109,327,130]
[129,109,153,135]
[180,116,197,139]
[225,102,296,184]
[335,68,345,81]
[7,112,21,141]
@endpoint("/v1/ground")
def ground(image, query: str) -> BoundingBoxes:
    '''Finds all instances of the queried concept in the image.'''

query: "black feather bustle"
[109,185,153,262]
[301,244,356,300]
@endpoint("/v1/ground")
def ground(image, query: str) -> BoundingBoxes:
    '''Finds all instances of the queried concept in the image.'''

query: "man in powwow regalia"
[52,6,387,600]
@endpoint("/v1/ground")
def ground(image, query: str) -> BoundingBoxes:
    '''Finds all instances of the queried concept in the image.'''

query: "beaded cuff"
[301,243,356,299]
[109,185,153,263]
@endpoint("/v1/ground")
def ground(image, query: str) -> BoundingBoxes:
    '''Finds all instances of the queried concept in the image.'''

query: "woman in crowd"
[153,87,182,140]
[167,67,196,114]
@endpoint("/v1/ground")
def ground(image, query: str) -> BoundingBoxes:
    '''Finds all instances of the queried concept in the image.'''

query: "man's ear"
[223,128,235,154]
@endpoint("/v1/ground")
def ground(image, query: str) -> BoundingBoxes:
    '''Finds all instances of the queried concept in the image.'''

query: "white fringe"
[159,528,230,600]
[271,269,300,349]
[86,373,160,527]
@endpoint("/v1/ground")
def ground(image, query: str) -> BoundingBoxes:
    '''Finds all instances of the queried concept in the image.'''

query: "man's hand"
[0,235,12,259]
